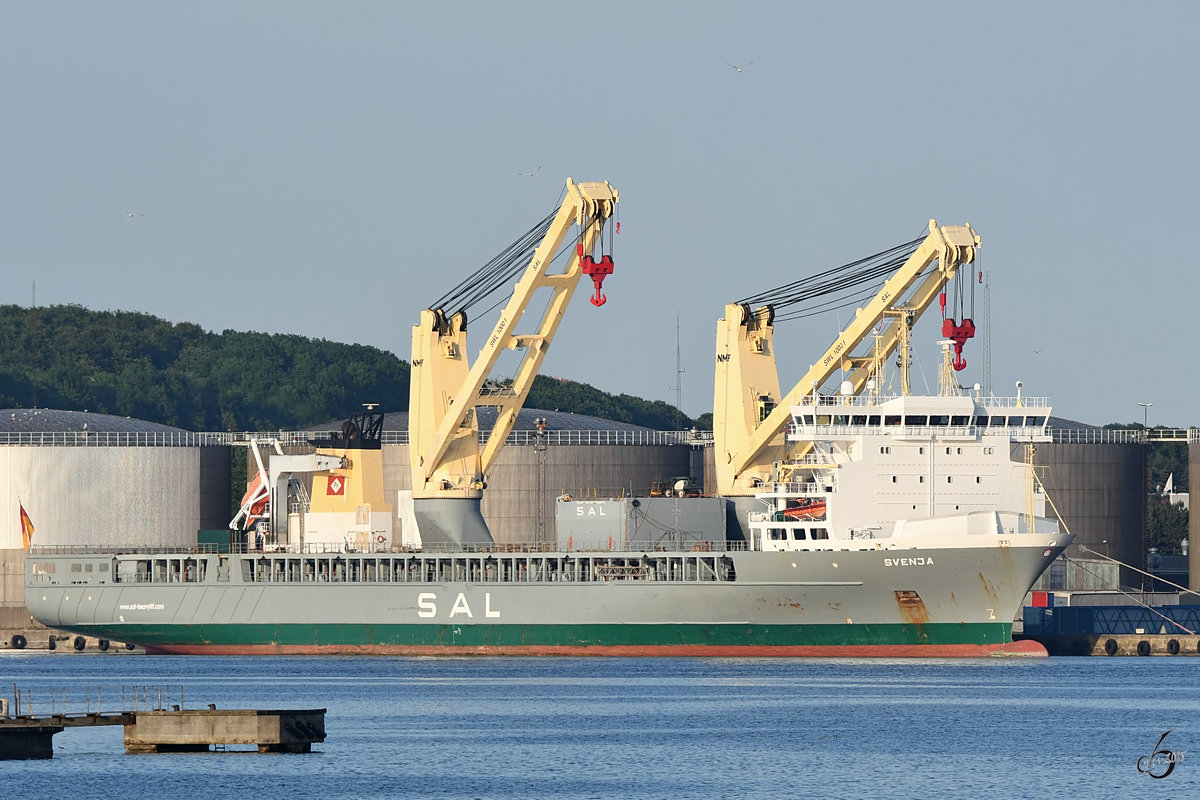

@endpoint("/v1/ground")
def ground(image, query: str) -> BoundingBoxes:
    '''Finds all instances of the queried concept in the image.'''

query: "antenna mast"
[673,312,684,429]
[983,271,992,397]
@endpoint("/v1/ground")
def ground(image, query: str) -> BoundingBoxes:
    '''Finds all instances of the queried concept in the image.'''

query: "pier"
[0,687,325,759]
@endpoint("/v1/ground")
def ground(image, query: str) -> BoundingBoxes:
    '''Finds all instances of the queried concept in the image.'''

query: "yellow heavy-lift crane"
[712,220,981,534]
[409,178,619,545]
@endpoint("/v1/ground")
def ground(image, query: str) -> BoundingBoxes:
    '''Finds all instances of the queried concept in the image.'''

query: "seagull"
[725,61,753,73]
[123,212,144,219]
[518,166,541,178]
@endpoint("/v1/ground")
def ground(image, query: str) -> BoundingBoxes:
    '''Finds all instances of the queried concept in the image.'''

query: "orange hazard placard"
[327,476,346,496]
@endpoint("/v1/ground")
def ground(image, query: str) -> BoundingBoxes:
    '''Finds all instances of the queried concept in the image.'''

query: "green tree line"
[0,304,701,431]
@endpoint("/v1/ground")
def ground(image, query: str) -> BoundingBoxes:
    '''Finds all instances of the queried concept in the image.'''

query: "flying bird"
[123,212,144,219]
[725,61,753,73]
[519,166,541,177]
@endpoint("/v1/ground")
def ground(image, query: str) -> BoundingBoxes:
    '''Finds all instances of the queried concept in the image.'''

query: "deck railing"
[0,428,716,448]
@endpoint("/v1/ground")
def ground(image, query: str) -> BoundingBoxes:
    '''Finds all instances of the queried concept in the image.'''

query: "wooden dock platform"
[0,704,325,759]
[125,708,327,754]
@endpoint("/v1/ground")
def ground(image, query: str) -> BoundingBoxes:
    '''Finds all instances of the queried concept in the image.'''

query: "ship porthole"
[1104,638,1118,655]
[1136,640,1151,657]
[1167,639,1180,655]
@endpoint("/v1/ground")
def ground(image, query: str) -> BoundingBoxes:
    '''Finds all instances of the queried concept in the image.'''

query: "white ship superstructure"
[751,388,1056,553]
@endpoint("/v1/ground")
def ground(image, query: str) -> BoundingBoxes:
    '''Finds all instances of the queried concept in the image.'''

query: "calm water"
[0,653,1197,799]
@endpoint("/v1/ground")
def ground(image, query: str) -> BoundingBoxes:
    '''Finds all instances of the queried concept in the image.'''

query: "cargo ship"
[25,386,1070,657]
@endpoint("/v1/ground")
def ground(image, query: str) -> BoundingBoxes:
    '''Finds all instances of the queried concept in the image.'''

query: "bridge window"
[811,528,829,540]
[930,415,949,426]
[904,415,927,426]
[885,415,901,426]
[952,415,970,426]
[792,529,807,540]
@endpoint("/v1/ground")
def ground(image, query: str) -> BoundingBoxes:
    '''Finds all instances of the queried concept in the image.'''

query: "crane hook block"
[941,318,976,371]
[581,255,614,307]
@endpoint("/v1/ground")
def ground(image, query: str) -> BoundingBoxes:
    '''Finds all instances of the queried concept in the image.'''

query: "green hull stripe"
[70,621,1013,649]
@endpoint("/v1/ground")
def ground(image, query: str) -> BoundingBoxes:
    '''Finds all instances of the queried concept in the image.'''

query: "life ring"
[1103,638,1118,656]
[1136,640,1151,657]
[10,634,27,650]
[376,535,386,544]
[1167,639,1180,655]
[98,639,110,652]
[73,636,86,652]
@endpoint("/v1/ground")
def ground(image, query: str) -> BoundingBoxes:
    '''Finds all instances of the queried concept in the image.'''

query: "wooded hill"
[0,305,699,432]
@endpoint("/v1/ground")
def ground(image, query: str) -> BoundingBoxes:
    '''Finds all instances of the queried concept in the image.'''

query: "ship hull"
[26,537,1065,657]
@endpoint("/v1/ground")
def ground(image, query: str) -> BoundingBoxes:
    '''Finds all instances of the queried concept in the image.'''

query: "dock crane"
[713,220,981,531]
[409,178,619,546]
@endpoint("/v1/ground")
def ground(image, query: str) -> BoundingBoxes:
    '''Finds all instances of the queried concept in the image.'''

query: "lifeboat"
[783,500,827,521]
[240,472,269,525]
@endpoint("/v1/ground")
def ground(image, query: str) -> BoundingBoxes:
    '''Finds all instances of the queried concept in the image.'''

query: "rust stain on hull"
[894,590,931,625]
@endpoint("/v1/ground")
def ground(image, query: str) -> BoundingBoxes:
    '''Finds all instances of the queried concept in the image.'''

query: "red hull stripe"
[146,639,1048,657]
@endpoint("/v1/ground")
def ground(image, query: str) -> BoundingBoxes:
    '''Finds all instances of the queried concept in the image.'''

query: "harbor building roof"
[0,408,190,434]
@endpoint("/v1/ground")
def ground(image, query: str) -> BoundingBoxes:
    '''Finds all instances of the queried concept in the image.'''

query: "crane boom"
[409,178,619,545]
[713,220,980,501]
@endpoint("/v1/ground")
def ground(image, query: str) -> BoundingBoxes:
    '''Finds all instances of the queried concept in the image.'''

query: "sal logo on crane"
[327,476,346,496]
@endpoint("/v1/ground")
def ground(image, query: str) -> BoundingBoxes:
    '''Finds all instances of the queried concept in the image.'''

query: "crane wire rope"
[734,235,925,320]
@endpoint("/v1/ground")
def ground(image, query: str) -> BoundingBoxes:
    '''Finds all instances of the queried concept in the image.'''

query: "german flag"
[20,504,34,551]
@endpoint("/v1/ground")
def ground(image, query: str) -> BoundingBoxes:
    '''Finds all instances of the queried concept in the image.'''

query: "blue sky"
[2,2,1196,426]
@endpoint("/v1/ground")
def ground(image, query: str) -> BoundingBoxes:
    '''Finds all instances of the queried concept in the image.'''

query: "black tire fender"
[1104,638,1118,656]
[1136,640,1151,657]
